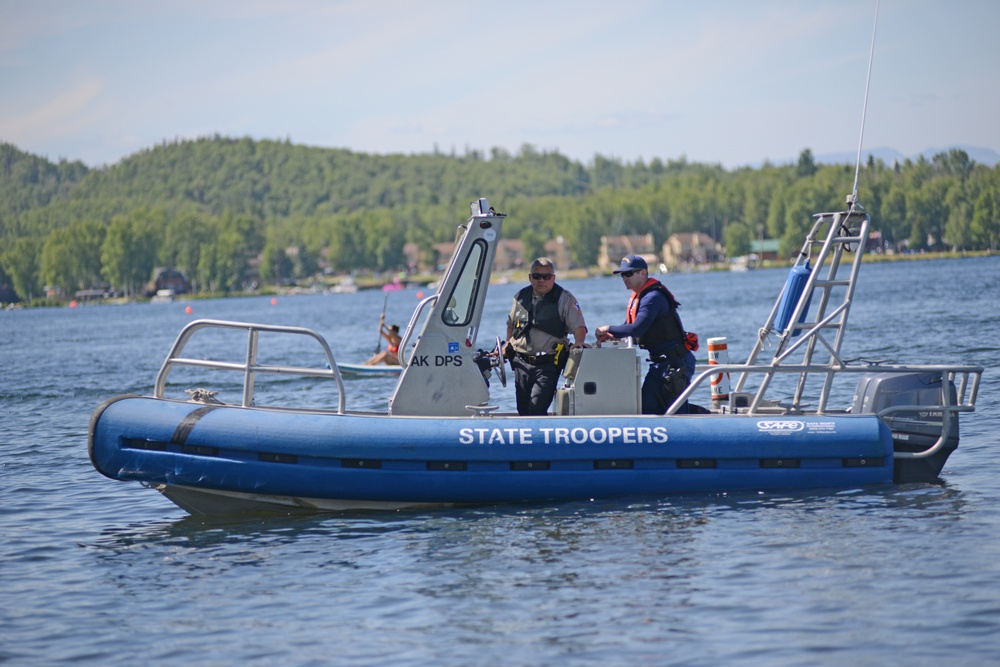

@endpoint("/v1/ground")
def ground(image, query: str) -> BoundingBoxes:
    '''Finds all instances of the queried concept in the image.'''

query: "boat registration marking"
[410,354,463,367]
[458,426,669,446]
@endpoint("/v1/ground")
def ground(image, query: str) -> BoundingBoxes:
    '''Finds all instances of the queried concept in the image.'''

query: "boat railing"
[153,319,347,413]
[681,361,982,414]
[397,294,439,366]
[675,361,982,459]
[736,206,872,413]
[709,198,984,461]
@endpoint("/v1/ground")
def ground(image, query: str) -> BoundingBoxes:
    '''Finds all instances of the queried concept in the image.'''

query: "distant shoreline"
[561,248,996,280]
[3,249,994,310]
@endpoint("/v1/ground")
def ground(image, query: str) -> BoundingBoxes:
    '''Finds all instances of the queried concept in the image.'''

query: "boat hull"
[90,396,895,513]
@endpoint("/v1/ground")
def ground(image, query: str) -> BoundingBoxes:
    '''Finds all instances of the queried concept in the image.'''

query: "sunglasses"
[529,273,555,281]
[619,270,637,278]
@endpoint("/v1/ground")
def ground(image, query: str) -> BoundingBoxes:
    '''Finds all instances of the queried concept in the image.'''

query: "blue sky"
[2,0,998,169]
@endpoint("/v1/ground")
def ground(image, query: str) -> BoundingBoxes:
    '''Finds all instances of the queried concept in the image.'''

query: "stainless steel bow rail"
[153,319,347,413]
[668,205,983,461]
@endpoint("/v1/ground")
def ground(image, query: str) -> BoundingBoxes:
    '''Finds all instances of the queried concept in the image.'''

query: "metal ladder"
[734,200,870,414]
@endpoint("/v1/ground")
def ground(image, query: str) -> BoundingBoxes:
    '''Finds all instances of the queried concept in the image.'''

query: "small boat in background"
[150,289,175,303]
[330,277,358,294]
[729,254,759,272]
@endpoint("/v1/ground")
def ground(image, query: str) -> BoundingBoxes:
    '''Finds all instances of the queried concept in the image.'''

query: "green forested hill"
[0,144,90,227]
[2,137,594,232]
[1,137,997,303]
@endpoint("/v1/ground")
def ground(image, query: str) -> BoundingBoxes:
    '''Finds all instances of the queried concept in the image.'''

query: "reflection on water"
[77,482,991,665]
[89,482,970,578]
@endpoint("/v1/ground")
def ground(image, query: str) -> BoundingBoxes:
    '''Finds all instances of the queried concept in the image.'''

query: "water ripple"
[3,258,1000,666]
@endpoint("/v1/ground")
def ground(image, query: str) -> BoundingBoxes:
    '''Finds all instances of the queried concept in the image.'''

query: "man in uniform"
[504,257,588,416]
[595,255,697,414]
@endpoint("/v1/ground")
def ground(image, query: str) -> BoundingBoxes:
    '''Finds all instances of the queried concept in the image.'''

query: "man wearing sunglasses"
[504,257,589,416]
[595,255,697,414]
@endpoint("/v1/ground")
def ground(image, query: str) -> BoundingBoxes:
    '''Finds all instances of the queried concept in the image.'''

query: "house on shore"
[147,268,191,297]
[661,232,724,270]
[750,239,781,262]
[598,234,658,272]
[404,237,574,274]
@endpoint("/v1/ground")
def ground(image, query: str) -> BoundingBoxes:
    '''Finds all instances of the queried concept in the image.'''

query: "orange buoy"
[185,305,193,314]
[271,297,278,305]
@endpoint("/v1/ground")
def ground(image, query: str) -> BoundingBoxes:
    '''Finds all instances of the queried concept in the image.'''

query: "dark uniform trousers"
[641,346,697,415]
[512,354,562,416]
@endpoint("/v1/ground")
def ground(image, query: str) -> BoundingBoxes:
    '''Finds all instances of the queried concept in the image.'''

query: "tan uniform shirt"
[507,286,587,355]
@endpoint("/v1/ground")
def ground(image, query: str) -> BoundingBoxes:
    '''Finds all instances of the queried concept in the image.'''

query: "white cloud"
[1,77,107,141]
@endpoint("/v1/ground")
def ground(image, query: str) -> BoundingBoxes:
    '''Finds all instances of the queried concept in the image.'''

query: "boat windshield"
[442,239,486,326]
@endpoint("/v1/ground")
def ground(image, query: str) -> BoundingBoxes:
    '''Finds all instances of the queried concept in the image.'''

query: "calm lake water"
[3,256,999,666]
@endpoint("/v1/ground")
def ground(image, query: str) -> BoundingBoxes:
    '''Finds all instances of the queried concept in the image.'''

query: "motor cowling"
[852,371,959,483]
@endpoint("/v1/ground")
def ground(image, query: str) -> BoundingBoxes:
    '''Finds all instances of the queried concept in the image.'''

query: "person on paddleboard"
[364,315,402,365]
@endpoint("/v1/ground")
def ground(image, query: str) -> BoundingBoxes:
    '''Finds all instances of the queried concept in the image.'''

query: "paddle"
[374,292,389,355]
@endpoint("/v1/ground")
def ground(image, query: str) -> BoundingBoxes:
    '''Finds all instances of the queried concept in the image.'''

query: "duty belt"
[516,351,553,365]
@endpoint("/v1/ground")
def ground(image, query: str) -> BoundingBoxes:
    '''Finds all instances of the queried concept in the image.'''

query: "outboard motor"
[853,372,960,483]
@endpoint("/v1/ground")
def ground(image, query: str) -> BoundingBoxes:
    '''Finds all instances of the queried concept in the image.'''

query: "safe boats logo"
[756,420,805,434]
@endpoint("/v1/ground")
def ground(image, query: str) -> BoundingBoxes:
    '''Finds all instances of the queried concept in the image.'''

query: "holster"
[552,343,567,368]
[655,363,690,408]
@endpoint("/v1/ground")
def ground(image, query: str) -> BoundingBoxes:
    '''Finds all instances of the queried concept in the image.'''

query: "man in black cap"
[595,255,697,414]
[504,257,588,415]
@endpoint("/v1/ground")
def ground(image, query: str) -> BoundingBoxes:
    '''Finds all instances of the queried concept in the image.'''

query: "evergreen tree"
[2,237,42,302]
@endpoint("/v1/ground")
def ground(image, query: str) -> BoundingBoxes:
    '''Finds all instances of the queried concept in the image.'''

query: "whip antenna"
[850,0,880,207]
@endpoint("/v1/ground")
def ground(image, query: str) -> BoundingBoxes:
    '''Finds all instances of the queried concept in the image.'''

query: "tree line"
[1,138,998,304]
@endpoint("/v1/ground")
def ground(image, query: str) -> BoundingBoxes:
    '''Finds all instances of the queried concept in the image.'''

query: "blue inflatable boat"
[89,198,983,514]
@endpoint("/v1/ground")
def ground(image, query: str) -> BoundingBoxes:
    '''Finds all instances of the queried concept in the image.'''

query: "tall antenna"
[850,0,880,207]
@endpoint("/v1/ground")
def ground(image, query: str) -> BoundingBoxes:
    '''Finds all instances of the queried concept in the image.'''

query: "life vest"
[512,284,567,340]
[626,278,686,352]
